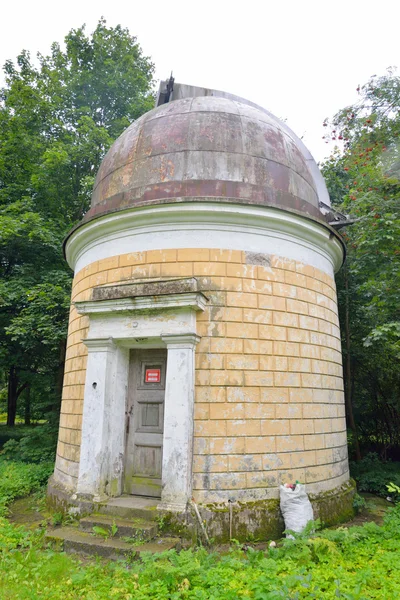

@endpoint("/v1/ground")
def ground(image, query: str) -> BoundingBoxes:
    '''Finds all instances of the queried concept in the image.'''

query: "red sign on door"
[145,368,161,383]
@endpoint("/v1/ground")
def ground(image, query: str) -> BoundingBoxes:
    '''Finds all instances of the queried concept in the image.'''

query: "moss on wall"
[47,477,356,545]
[195,481,356,543]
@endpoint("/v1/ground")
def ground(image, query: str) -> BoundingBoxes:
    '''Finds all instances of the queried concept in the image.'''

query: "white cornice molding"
[66,203,345,275]
[75,292,208,315]
[161,333,201,348]
[82,337,116,352]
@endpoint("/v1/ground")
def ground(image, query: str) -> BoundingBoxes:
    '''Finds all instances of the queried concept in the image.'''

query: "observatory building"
[49,82,354,538]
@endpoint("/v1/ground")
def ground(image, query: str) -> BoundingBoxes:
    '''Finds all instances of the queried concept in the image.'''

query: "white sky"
[1,0,399,162]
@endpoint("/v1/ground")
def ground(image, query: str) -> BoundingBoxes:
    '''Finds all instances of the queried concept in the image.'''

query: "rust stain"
[68,97,337,251]
[82,179,323,224]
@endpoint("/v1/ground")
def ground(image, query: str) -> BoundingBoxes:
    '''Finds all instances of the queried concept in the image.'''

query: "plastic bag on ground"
[279,483,314,535]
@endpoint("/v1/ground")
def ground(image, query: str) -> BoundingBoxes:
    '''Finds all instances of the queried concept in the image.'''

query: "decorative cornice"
[92,277,202,301]
[65,202,345,275]
[82,337,116,352]
[161,333,201,348]
[75,292,208,315]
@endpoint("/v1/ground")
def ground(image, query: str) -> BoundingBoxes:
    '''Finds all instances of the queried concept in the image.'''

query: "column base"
[157,500,188,513]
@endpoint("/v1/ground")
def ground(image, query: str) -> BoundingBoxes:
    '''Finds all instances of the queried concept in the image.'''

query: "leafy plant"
[2,506,400,598]
[350,453,400,497]
[155,513,168,532]
[2,421,58,463]
[52,513,64,527]
[352,493,367,514]
[386,482,400,502]
[0,458,52,516]
[92,526,110,540]
[110,520,118,537]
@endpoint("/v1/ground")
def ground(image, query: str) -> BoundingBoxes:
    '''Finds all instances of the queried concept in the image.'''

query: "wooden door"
[124,349,167,497]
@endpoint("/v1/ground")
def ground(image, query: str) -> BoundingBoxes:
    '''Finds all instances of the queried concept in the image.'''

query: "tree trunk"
[7,366,18,427]
[24,384,31,426]
[344,266,362,461]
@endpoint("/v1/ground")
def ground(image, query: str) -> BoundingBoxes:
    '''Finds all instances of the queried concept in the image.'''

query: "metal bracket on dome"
[319,201,358,230]
[156,73,175,106]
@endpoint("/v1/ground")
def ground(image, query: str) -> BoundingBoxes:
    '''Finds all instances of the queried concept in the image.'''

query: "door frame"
[125,348,167,498]
[75,284,205,512]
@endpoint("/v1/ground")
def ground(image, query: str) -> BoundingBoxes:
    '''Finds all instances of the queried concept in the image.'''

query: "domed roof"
[84,95,327,225]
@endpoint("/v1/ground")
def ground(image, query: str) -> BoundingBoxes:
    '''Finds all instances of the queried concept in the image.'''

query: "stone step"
[79,514,158,541]
[97,495,159,521]
[46,527,180,560]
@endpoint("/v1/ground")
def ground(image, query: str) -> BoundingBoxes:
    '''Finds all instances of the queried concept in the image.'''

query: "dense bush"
[350,453,400,498]
[1,422,58,463]
[0,459,52,515]
[0,422,30,449]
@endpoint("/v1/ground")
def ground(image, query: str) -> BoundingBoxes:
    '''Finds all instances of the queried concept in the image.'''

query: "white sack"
[279,484,314,534]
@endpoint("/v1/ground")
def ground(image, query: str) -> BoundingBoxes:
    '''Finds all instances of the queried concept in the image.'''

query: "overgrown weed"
[1,506,400,598]
[0,459,52,516]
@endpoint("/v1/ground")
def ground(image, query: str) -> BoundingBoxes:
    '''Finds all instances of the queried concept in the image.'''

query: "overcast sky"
[1,0,398,162]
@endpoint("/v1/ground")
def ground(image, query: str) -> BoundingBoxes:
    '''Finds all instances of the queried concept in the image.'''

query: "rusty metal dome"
[84,95,327,225]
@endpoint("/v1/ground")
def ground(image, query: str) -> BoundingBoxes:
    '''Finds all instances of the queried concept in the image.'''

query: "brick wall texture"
[54,248,349,501]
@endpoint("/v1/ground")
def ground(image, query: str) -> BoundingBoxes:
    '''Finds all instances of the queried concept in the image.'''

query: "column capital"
[82,337,116,352]
[161,333,201,349]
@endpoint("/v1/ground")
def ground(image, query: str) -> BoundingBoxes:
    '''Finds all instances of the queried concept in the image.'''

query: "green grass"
[1,458,400,598]
[1,508,400,598]
[0,459,53,516]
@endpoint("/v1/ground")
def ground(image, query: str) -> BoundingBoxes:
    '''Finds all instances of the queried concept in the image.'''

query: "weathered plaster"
[74,293,204,507]
[159,334,200,511]
[77,338,120,500]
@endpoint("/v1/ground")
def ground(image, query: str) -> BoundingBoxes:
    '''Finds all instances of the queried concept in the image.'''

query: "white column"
[106,345,129,497]
[159,333,200,511]
[77,337,117,501]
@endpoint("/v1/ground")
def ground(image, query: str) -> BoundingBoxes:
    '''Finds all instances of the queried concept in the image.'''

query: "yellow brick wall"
[54,248,348,499]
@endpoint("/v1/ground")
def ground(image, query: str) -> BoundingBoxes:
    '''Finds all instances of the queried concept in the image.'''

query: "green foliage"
[155,513,168,532]
[110,520,118,537]
[352,493,367,514]
[387,482,400,494]
[0,459,52,516]
[0,516,35,553]
[2,507,400,597]
[92,526,110,539]
[51,511,76,527]
[51,512,64,527]
[350,453,400,497]
[1,421,58,462]
[0,19,154,426]
[322,69,400,456]
[0,423,33,449]
[386,482,400,503]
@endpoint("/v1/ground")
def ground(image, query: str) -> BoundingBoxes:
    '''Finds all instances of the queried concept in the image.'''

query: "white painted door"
[124,349,167,497]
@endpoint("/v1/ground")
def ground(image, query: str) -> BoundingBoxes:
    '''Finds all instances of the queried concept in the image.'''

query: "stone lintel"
[75,291,208,315]
[92,277,204,301]
[161,333,201,348]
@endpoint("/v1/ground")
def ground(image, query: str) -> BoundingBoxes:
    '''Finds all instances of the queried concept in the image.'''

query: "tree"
[322,69,400,458]
[0,19,154,428]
